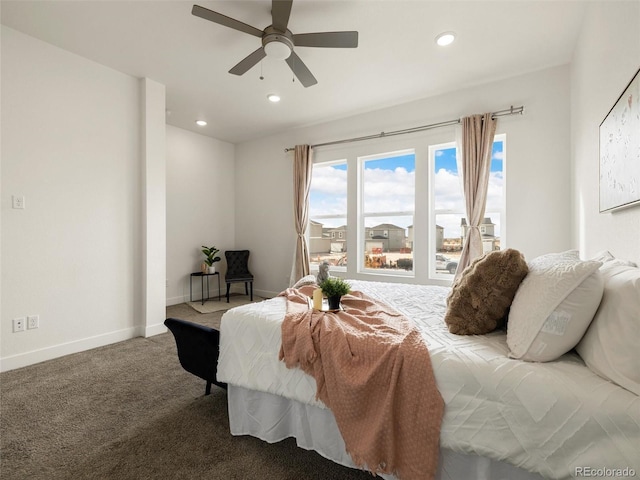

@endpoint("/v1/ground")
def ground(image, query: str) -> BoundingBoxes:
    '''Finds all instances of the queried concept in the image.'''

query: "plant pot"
[327,295,341,311]
[207,266,216,274]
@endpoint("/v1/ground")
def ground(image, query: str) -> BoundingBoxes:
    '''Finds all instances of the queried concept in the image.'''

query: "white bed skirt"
[227,385,543,480]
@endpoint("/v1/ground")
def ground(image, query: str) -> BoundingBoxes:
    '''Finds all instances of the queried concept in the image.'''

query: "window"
[309,161,348,269]
[309,134,505,283]
[430,135,505,278]
[360,150,415,274]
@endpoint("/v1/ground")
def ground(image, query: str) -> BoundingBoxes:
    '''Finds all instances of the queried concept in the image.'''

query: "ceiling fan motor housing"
[262,26,294,59]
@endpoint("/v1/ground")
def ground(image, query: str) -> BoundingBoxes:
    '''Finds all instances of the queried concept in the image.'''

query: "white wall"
[571,1,640,265]
[235,65,573,297]
[166,125,235,305]
[141,78,167,336]
[1,27,165,371]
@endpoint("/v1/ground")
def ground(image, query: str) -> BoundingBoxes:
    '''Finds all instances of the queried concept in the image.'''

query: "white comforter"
[217,280,640,480]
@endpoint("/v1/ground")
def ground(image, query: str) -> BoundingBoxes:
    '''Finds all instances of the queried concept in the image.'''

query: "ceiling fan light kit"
[192,1,358,88]
[263,29,293,60]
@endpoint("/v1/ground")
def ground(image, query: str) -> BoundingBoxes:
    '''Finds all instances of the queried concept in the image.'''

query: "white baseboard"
[166,295,188,306]
[0,326,145,373]
[145,322,167,337]
[166,285,275,306]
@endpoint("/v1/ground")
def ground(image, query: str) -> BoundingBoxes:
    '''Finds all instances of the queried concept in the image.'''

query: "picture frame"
[599,67,640,213]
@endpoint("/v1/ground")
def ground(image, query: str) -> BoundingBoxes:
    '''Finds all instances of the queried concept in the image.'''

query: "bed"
[216,252,640,480]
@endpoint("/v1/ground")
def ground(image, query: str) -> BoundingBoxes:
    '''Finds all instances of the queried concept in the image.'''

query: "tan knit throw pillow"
[445,249,529,335]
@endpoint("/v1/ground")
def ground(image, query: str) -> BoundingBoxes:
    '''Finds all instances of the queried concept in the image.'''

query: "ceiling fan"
[192,0,358,87]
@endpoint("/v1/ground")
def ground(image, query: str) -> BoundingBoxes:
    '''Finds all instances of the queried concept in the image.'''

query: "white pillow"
[591,249,637,267]
[292,274,317,289]
[507,250,603,362]
[576,261,640,395]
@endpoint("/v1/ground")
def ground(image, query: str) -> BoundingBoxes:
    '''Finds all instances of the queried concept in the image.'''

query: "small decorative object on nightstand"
[201,245,221,274]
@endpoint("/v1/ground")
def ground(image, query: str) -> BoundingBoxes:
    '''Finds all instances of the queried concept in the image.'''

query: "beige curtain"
[290,145,313,285]
[455,113,497,280]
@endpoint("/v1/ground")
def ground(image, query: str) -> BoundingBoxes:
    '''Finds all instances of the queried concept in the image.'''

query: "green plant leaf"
[319,277,351,297]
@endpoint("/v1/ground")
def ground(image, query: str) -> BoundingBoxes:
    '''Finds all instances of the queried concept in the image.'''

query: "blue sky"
[366,153,415,172]
[435,142,504,173]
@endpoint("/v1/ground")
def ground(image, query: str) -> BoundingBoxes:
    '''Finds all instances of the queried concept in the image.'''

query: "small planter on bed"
[320,277,351,311]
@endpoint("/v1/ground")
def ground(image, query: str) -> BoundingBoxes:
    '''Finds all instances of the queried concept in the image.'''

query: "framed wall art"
[599,67,640,213]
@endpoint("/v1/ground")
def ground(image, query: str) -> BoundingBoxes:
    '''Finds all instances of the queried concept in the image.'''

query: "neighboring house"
[365,223,406,252]
[308,221,347,254]
[309,220,330,255]
[436,225,444,251]
[311,222,407,253]
[409,224,444,251]
[407,225,414,249]
[460,218,499,253]
[326,225,347,252]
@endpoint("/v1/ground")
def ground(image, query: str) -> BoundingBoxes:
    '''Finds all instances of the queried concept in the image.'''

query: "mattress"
[217,280,640,479]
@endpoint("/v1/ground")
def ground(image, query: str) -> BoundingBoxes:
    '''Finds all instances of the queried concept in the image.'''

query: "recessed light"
[435,32,456,47]
[195,120,207,126]
[267,94,281,103]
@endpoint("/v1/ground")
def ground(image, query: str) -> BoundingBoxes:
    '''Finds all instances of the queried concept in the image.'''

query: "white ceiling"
[1,0,587,144]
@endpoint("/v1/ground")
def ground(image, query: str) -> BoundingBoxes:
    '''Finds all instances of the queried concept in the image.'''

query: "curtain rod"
[284,105,524,153]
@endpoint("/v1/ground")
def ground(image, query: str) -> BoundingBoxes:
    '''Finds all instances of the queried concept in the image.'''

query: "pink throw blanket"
[278,286,444,480]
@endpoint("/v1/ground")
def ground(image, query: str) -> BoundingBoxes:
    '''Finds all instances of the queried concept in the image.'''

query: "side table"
[190,272,221,305]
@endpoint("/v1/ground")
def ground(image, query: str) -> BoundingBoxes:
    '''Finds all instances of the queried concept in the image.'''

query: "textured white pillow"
[507,250,603,362]
[591,249,637,267]
[292,274,317,289]
[576,261,640,395]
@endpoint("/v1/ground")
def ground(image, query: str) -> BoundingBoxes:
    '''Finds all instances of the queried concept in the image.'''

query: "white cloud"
[363,167,415,212]
[310,164,347,196]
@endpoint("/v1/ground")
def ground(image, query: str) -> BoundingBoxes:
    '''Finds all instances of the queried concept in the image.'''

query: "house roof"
[460,218,494,226]
[368,223,404,230]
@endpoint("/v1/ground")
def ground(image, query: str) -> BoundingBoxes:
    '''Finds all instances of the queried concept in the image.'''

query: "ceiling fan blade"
[272,0,293,33]
[229,47,267,75]
[293,31,358,48]
[285,52,318,88]
[192,5,263,38]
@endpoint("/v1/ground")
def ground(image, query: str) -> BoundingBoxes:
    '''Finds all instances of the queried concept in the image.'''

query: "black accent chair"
[224,250,254,303]
[164,318,226,395]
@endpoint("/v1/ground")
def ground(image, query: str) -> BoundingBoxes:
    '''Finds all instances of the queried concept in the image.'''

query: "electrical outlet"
[12,195,25,209]
[13,317,26,333]
[27,315,39,330]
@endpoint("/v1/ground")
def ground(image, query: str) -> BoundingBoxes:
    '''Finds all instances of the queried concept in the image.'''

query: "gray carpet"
[0,303,371,480]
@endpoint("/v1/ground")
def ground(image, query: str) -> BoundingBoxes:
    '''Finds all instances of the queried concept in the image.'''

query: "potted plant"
[201,245,221,274]
[319,277,351,311]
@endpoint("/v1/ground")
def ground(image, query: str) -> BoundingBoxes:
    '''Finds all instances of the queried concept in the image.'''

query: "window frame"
[428,134,506,280]
[307,132,506,285]
[357,148,416,277]
[308,158,349,273]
